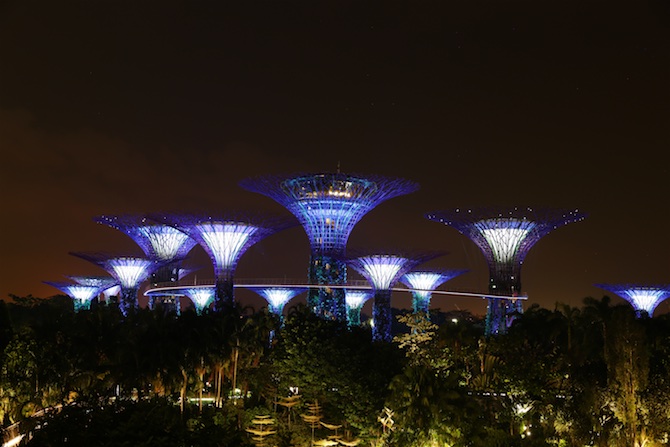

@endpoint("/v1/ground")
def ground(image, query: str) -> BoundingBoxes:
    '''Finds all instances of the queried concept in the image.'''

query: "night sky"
[1,0,669,316]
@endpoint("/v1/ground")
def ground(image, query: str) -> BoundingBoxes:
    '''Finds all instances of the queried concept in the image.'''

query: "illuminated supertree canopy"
[69,252,160,316]
[67,275,118,291]
[426,207,586,335]
[247,287,307,317]
[151,213,295,310]
[179,286,216,315]
[595,284,670,317]
[94,214,197,283]
[344,289,372,327]
[400,269,468,314]
[346,252,443,342]
[43,281,103,311]
[239,172,420,322]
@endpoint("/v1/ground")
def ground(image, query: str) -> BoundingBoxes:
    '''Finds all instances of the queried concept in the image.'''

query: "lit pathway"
[145,278,527,301]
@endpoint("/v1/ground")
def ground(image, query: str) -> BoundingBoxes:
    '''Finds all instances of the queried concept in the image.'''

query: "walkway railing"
[144,278,527,301]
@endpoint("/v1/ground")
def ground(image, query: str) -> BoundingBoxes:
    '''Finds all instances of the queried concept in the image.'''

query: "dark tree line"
[1,294,670,446]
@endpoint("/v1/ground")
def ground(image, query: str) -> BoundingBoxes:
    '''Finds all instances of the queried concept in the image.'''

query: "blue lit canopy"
[181,286,216,315]
[345,289,372,310]
[152,213,293,280]
[239,173,420,255]
[70,253,158,289]
[248,287,307,315]
[344,289,372,327]
[44,281,103,311]
[346,253,442,291]
[426,207,586,271]
[595,283,670,317]
[400,269,467,313]
[94,214,197,261]
[67,275,119,291]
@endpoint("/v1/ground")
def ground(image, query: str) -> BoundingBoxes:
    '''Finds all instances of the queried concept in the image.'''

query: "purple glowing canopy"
[595,283,670,317]
[400,269,468,313]
[346,252,444,291]
[427,207,586,269]
[239,172,420,255]
[67,275,119,292]
[94,214,197,261]
[69,252,159,289]
[151,213,295,280]
[43,280,103,311]
[247,287,308,315]
[180,286,216,315]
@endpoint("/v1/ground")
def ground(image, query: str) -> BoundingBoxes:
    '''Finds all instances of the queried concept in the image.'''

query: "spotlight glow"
[182,287,216,314]
[197,223,255,272]
[108,258,154,288]
[595,284,670,316]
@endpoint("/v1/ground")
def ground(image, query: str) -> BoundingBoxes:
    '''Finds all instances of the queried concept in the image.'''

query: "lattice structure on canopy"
[595,283,670,317]
[346,251,444,342]
[151,212,295,310]
[247,286,308,318]
[400,269,468,314]
[426,206,586,335]
[344,289,372,327]
[239,172,419,322]
[94,214,197,285]
[69,252,161,316]
[43,280,104,311]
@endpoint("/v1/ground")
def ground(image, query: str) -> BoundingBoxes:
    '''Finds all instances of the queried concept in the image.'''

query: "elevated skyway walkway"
[144,278,527,301]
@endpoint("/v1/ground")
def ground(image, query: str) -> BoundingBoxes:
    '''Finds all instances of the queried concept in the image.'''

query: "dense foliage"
[1,294,670,446]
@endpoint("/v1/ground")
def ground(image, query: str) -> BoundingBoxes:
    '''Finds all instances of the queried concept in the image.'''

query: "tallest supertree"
[427,207,586,335]
[240,172,419,321]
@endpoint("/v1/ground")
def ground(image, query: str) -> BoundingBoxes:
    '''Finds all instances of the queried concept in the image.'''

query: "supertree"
[247,286,308,322]
[151,212,295,311]
[69,252,161,315]
[426,207,586,335]
[400,269,468,314]
[94,214,198,314]
[67,275,119,297]
[595,284,670,317]
[346,252,444,342]
[178,286,216,315]
[344,289,372,327]
[239,172,419,321]
[43,281,104,311]
[93,214,197,283]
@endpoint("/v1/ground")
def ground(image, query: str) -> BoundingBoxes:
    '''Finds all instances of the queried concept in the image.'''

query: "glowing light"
[478,221,535,263]
[138,225,193,260]
[181,287,216,314]
[240,173,419,320]
[103,284,121,298]
[94,215,196,261]
[345,290,371,309]
[345,289,372,327]
[426,207,586,335]
[197,223,255,272]
[350,256,407,290]
[595,284,670,316]
[108,258,154,288]
[44,281,102,311]
[401,270,467,313]
[249,287,306,315]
